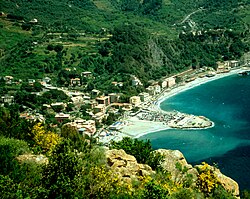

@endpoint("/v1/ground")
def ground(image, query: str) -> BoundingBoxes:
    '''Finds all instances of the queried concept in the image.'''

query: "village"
[0,59,248,144]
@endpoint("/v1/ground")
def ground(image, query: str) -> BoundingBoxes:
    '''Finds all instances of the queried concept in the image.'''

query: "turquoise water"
[141,74,250,190]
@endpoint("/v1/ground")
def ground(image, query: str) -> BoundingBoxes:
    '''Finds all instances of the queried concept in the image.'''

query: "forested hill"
[0,0,249,94]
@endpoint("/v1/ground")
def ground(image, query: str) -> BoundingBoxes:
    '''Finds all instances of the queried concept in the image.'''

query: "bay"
[141,74,250,190]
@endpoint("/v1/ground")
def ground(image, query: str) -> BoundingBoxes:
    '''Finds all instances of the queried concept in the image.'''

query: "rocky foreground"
[17,148,239,198]
[105,149,239,198]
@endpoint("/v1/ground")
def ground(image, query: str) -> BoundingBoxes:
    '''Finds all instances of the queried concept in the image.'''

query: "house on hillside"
[139,92,150,102]
[55,113,70,123]
[1,95,14,104]
[81,71,92,78]
[70,78,81,86]
[131,76,143,86]
[4,76,13,84]
[93,104,106,114]
[129,96,141,106]
[108,93,120,103]
[96,96,110,106]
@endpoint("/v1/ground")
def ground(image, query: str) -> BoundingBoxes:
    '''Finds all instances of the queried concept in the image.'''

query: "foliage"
[142,180,169,199]
[242,190,250,199]
[0,105,34,141]
[31,123,61,153]
[61,123,79,141]
[110,137,164,170]
[0,137,30,176]
[196,162,219,196]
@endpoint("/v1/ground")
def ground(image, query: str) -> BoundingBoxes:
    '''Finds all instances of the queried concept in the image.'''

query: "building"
[139,92,150,102]
[55,113,70,123]
[146,84,161,95]
[111,82,123,87]
[92,112,106,123]
[29,18,38,23]
[91,89,101,98]
[108,93,120,103]
[161,80,168,88]
[109,121,123,130]
[131,76,143,86]
[146,86,156,95]
[129,96,141,106]
[0,95,14,104]
[43,77,51,84]
[51,102,66,108]
[81,71,92,78]
[70,78,81,86]
[165,77,176,88]
[66,119,96,135]
[96,96,110,106]
[28,79,35,85]
[4,76,13,84]
[93,104,106,114]
[154,84,161,94]
[216,61,231,73]
[225,60,240,68]
[71,96,83,104]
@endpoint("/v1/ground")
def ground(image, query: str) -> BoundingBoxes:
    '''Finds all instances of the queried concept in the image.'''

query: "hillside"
[0,0,249,95]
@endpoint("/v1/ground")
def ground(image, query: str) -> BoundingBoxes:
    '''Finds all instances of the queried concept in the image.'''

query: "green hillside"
[0,0,249,94]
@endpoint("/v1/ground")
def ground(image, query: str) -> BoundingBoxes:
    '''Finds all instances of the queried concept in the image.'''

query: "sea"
[140,74,250,191]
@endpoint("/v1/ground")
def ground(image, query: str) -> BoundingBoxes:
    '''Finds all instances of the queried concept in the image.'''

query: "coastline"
[156,68,247,107]
[120,67,248,139]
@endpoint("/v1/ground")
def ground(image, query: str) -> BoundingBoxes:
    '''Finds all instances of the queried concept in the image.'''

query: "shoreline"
[156,67,247,107]
[121,67,248,139]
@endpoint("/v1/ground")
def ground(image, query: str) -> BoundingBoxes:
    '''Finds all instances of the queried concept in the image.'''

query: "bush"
[0,137,30,175]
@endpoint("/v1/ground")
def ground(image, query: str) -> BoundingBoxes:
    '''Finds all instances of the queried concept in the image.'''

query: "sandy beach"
[121,116,170,138]
[120,67,249,138]
[156,68,248,106]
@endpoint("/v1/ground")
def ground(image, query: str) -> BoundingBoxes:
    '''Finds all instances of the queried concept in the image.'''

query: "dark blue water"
[141,74,250,190]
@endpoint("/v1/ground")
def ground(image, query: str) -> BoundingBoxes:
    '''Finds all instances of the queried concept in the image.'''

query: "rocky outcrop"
[155,149,198,185]
[156,149,239,198]
[105,149,155,182]
[105,148,239,197]
[16,154,48,164]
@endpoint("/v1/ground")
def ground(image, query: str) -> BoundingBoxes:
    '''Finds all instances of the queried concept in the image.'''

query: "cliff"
[105,148,239,198]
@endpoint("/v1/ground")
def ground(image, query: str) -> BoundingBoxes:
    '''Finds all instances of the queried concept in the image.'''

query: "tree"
[42,139,86,198]
[31,123,61,153]
[61,124,79,141]
[0,137,30,176]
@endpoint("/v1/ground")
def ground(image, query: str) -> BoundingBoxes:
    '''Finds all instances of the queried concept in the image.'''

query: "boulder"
[105,149,154,180]
[155,149,198,184]
[16,154,48,164]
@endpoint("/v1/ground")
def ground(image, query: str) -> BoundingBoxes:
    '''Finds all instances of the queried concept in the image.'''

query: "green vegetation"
[110,137,164,171]
[0,0,249,197]
[0,0,249,98]
[0,106,243,198]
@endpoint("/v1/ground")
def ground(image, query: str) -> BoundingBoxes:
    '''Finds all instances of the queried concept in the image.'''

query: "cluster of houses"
[0,59,243,136]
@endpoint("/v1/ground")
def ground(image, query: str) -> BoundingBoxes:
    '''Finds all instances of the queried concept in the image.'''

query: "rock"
[155,149,198,184]
[105,149,155,180]
[106,149,239,198]
[16,154,48,164]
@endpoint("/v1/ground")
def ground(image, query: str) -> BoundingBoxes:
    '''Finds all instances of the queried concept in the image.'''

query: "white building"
[129,96,141,106]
